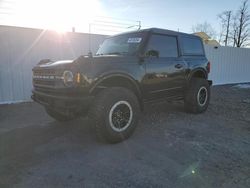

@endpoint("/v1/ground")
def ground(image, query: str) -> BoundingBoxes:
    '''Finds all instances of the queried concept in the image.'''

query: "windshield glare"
[96,33,145,56]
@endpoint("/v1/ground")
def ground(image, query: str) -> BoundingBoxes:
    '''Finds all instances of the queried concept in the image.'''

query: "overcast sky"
[0,0,246,35]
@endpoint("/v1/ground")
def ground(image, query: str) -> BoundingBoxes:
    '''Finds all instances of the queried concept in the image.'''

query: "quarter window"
[146,34,178,58]
[182,37,204,55]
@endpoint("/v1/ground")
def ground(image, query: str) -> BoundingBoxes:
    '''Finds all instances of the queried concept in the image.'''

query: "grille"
[33,69,56,76]
[33,80,55,87]
[33,68,60,88]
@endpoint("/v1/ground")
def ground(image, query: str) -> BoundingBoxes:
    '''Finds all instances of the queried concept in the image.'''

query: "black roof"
[112,27,200,39]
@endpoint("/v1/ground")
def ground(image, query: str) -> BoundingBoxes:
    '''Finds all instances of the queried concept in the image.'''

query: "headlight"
[63,70,74,86]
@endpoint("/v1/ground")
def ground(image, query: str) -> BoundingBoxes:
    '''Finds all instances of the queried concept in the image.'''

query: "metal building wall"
[0,26,107,104]
[1,26,250,104]
[205,45,250,85]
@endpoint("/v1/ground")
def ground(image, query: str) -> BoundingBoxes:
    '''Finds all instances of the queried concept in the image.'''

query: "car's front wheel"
[89,87,140,143]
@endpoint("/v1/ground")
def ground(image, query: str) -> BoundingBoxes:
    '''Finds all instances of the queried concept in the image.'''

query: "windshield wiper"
[96,52,129,56]
[107,52,122,55]
[107,52,128,55]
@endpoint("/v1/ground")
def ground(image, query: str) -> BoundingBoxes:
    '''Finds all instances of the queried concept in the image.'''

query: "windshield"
[96,32,145,56]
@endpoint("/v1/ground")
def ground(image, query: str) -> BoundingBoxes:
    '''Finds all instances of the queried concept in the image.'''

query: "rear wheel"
[45,108,75,122]
[184,78,210,113]
[89,87,140,143]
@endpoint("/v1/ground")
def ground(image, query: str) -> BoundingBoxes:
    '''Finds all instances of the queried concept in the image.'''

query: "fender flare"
[90,73,142,98]
[187,68,207,82]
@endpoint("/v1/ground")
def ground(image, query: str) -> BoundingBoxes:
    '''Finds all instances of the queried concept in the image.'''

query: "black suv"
[32,28,212,143]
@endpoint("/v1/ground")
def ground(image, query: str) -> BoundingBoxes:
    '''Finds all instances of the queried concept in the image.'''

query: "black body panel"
[31,28,212,113]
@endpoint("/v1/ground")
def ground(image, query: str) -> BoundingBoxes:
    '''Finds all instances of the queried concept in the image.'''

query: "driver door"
[142,34,187,101]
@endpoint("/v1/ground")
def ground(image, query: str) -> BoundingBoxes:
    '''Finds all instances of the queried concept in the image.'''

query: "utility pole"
[225,11,232,46]
[88,23,92,57]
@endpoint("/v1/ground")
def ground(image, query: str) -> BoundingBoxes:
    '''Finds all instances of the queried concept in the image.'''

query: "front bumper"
[31,89,94,113]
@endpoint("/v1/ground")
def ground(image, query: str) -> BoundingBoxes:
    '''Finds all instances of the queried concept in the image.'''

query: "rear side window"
[146,34,178,58]
[182,37,204,55]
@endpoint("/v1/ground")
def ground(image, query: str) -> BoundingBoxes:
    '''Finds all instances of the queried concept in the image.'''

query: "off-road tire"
[88,87,140,143]
[184,78,210,113]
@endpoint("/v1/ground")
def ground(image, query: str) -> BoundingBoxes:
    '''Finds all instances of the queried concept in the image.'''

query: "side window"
[182,37,204,55]
[146,34,178,58]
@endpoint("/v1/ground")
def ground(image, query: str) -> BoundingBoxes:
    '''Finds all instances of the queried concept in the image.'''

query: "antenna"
[138,21,141,30]
[127,21,141,30]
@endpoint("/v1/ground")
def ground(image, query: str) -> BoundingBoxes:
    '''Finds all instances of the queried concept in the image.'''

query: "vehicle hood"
[37,60,74,67]
[33,55,138,74]
[90,55,138,64]
[33,59,81,72]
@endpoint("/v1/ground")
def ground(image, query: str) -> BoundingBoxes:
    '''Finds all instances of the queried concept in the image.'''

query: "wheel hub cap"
[197,86,208,107]
[109,101,133,132]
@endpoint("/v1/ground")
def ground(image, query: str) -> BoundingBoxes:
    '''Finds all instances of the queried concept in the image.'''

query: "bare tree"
[192,21,217,39]
[233,0,250,47]
[218,11,232,46]
[231,16,239,47]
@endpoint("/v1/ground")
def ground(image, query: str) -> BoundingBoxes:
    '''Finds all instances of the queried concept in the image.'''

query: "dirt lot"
[0,84,250,188]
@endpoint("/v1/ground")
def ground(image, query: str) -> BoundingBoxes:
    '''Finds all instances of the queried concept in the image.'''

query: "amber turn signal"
[76,73,81,84]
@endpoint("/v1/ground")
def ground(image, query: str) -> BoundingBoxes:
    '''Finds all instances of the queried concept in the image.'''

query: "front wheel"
[184,78,210,113]
[88,87,140,143]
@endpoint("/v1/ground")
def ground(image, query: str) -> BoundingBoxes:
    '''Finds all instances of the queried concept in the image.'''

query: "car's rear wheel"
[184,78,210,113]
[89,87,140,143]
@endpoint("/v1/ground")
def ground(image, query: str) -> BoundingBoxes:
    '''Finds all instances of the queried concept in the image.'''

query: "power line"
[89,17,141,33]
[90,23,132,29]
[93,20,135,27]
[95,16,140,24]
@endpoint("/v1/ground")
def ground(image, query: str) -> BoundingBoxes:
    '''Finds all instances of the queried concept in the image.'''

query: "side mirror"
[145,50,159,58]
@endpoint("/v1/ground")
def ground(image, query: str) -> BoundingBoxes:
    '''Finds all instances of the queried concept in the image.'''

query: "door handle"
[175,64,183,69]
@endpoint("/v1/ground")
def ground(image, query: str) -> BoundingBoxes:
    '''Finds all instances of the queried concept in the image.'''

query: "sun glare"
[5,0,106,33]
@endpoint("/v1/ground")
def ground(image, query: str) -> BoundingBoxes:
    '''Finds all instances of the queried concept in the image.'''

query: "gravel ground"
[0,84,250,188]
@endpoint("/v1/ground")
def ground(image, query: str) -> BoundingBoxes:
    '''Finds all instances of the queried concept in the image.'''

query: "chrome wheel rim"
[197,86,208,107]
[109,101,133,132]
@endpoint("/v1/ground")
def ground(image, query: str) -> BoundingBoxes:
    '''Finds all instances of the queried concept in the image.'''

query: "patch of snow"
[234,84,250,89]
[0,100,31,105]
